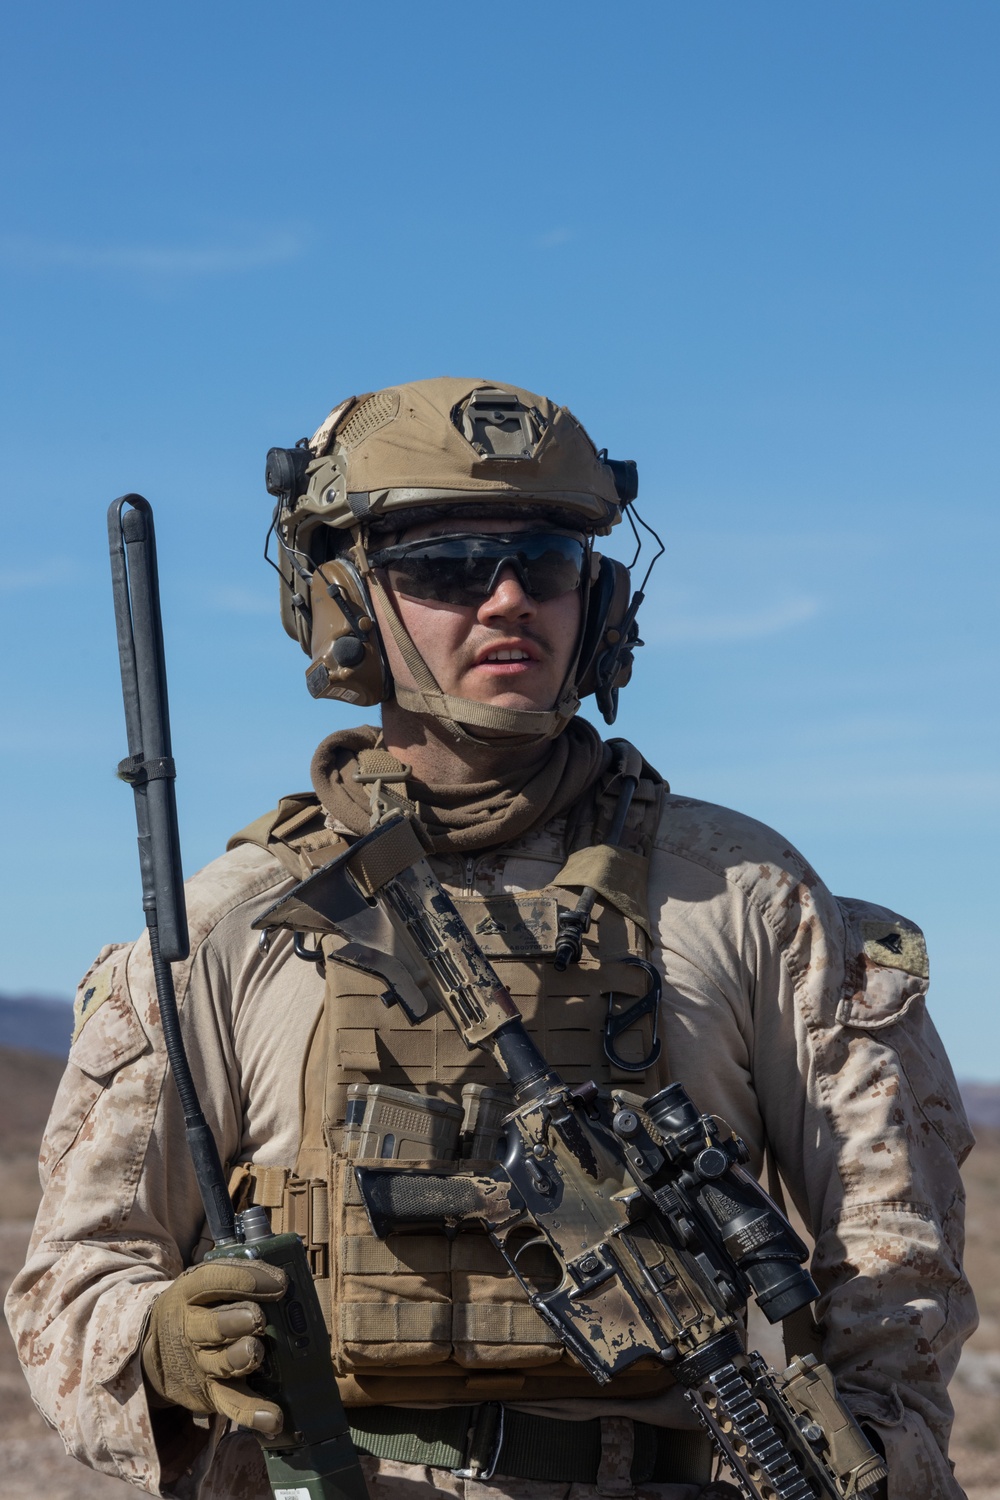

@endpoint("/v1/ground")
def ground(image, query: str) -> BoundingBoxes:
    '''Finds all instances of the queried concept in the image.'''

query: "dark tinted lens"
[518,537,585,601]
[375,533,585,605]
[382,555,485,603]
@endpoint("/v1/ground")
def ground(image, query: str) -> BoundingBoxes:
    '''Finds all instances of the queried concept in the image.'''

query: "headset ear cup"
[275,516,312,648]
[577,555,632,703]
[302,558,390,705]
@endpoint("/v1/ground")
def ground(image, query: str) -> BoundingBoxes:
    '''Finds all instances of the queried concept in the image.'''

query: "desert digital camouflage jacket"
[5,792,976,1500]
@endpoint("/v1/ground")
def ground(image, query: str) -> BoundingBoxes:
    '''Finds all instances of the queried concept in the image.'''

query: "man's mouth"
[471,637,544,669]
[471,638,544,672]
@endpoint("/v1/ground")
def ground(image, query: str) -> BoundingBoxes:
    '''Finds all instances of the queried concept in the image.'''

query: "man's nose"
[477,566,537,623]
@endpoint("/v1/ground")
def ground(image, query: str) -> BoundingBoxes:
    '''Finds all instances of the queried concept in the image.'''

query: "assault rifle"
[108,495,368,1500]
[254,812,887,1500]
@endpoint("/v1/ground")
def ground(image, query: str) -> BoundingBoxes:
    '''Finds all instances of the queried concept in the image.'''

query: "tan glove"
[142,1259,288,1435]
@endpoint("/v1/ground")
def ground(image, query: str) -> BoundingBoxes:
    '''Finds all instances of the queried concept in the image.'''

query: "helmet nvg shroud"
[265,377,660,742]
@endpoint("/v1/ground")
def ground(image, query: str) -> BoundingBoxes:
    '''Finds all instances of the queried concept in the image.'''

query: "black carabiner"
[293,931,325,975]
[603,957,662,1073]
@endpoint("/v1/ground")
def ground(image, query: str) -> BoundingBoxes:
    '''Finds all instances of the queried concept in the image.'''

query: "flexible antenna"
[108,495,239,1248]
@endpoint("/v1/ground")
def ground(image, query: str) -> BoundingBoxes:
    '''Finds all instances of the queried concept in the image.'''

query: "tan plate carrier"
[228,755,672,1407]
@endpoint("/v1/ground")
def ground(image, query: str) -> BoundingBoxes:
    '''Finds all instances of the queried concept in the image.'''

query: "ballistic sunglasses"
[367,531,587,606]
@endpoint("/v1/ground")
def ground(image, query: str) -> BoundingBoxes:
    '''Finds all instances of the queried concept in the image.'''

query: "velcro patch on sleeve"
[72,943,130,1043]
[860,919,929,980]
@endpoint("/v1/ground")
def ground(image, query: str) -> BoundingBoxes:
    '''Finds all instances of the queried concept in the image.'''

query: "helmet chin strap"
[364,568,582,748]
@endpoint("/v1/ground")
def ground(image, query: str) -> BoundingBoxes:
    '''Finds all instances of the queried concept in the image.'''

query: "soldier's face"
[372,518,583,714]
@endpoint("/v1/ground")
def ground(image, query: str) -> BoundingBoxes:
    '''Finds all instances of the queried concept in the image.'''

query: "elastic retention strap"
[366,570,579,746]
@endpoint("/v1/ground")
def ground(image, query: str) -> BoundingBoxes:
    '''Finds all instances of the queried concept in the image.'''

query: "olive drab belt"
[228,751,671,1405]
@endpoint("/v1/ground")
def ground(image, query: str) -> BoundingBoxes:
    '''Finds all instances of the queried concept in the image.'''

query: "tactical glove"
[142,1259,288,1435]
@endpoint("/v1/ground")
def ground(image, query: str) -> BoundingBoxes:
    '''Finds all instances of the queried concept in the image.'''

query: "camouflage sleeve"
[3,939,230,1498]
[4,841,308,1497]
[651,800,976,1500]
[799,895,976,1500]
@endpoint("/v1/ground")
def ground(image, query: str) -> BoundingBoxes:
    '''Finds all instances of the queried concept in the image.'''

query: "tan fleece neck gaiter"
[310,721,609,855]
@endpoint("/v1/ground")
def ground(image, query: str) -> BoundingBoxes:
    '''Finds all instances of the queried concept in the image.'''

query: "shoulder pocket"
[835,896,929,1029]
[835,897,971,1164]
[70,985,151,1080]
[40,966,151,1179]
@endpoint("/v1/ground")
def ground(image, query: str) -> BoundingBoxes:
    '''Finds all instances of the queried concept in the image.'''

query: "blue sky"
[1,2,997,1079]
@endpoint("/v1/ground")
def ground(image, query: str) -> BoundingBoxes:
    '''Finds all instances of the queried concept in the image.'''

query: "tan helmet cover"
[285,376,620,569]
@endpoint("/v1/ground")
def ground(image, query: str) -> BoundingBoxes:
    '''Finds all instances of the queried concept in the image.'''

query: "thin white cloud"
[214,585,272,616]
[0,560,76,591]
[692,762,1000,810]
[753,768,1000,807]
[846,770,1000,802]
[0,232,304,276]
[536,227,574,248]
[646,595,821,645]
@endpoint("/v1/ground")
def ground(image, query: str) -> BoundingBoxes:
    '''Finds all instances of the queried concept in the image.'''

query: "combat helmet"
[265,377,657,742]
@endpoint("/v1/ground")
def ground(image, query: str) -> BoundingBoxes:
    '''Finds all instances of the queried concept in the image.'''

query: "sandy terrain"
[1,1043,997,1497]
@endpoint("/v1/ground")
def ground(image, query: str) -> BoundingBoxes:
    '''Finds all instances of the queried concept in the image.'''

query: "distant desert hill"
[963,1082,1000,1130]
[0,994,73,1056]
[0,1045,66,1218]
[0,1045,65,1147]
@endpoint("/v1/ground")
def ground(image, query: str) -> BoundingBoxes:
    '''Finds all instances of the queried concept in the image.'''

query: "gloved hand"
[142,1259,288,1435]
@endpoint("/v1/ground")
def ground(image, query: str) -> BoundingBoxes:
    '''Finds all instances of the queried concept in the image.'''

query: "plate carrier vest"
[228,744,672,1408]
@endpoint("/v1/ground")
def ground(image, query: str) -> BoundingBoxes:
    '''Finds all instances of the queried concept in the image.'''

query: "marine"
[6,378,976,1499]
